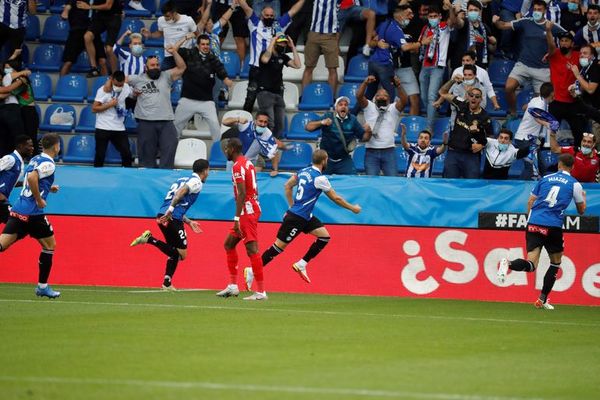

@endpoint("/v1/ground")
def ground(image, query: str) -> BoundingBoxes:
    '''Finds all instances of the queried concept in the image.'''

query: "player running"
[130,159,210,290]
[0,135,34,224]
[245,149,361,288]
[216,138,267,300]
[0,134,61,298]
[497,153,586,310]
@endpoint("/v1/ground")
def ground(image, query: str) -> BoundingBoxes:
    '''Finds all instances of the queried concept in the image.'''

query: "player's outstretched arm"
[325,189,361,214]
[284,175,298,207]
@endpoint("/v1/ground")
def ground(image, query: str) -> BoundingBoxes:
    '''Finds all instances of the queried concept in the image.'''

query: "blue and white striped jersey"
[248,12,292,67]
[310,0,339,34]
[0,0,29,29]
[11,153,55,216]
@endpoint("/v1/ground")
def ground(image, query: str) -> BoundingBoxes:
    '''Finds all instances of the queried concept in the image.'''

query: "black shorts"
[88,14,122,46]
[63,29,107,63]
[276,211,324,244]
[213,3,249,38]
[0,202,9,224]
[526,224,564,254]
[156,215,187,249]
[2,212,54,240]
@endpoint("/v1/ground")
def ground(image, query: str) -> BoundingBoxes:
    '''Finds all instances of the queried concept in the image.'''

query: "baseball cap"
[559,31,574,40]
[335,96,350,106]
[276,34,288,43]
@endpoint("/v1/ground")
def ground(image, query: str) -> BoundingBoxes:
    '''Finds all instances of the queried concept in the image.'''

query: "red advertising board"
[1,216,598,306]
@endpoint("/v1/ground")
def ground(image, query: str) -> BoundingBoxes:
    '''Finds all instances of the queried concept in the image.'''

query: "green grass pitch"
[1,283,599,400]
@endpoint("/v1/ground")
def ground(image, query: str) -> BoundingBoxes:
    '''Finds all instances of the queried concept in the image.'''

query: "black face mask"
[375,99,387,108]
[276,45,287,53]
[147,69,161,80]
[560,47,570,55]
[263,17,274,27]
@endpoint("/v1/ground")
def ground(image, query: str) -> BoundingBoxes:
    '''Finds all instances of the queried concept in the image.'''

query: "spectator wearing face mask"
[522,0,562,23]
[482,128,529,180]
[114,30,146,76]
[549,130,599,182]
[450,0,496,70]
[561,0,586,35]
[574,4,600,48]
[451,51,501,111]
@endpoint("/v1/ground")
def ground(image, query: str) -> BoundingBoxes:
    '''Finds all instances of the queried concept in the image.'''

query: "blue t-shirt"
[288,166,331,220]
[157,173,203,221]
[370,19,406,66]
[528,170,584,228]
[11,153,55,216]
[500,0,524,13]
[512,18,565,68]
[405,144,438,178]
[319,112,365,161]
[0,151,24,200]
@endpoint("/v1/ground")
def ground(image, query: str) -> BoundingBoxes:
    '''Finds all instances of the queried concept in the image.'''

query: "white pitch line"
[0,298,598,328]
[0,375,548,400]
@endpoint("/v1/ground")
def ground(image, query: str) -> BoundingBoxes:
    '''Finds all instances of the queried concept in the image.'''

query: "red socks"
[226,248,238,284]
[249,253,264,292]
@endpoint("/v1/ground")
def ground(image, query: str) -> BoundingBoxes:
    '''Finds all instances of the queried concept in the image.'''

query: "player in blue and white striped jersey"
[244,149,361,288]
[498,153,586,310]
[0,135,33,224]
[130,159,210,290]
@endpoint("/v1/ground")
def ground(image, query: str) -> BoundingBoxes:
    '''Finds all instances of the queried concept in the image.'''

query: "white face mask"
[464,78,475,85]
[113,86,123,93]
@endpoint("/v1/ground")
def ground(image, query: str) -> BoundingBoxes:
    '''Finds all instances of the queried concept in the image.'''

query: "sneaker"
[130,230,151,247]
[362,44,371,57]
[128,0,148,11]
[162,283,177,291]
[497,258,509,284]
[216,284,239,298]
[534,299,555,310]
[243,267,254,291]
[243,291,268,301]
[35,285,60,299]
[292,262,311,283]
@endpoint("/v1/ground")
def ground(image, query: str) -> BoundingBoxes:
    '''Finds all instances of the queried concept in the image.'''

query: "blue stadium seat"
[488,59,515,87]
[125,111,138,133]
[508,158,525,179]
[344,55,369,82]
[240,54,250,79]
[222,51,241,78]
[37,0,49,12]
[431,117,450,145]
[118,18,146,45]
[41,15,69,44]
[106,140,135,164]
[286,112,321,140]
[71,51,91,72]
[171,79,182,105]
[49,0,67,13]
[486,89,508,117]
[353,145,365,173]
[75,106,97,134]
[492,119,502,137]
[279,142,313,170]
[505,118,522,137]
[88,76,109,102]
[25,15,40,41]
[144,22,163,47]
[298,82,333,110]
[29,44,63,72]
[209,141,227,168]
[143,47,164,65]
[30,72,52,101]
[40,104,76,132]
[432,152,446,176]
[53,74,87,102]
[400,116,429,142]
[396,147,409,175]
[124,0,155,17]
[517,88,535,117]
[63,135,95,163]
[337,83,360,109]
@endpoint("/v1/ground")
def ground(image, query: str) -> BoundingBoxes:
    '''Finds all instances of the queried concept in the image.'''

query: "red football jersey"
[231,155,261,215]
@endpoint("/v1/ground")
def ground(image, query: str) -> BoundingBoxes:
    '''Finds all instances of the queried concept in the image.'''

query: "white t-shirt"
[515,96,548,142]
[94,84,131,131]
[451,65,496,100]
[484,138,519,168]
[363,101,400,149]
[157,15,197,58]
[2,73,18,104]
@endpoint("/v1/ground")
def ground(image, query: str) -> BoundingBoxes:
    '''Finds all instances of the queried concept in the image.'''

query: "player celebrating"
[0,134,61,298]
[497,153,586,310]
[130,159,210,290]
[245,149,361,288]
[0,135,34,224]
[216,138,266,301]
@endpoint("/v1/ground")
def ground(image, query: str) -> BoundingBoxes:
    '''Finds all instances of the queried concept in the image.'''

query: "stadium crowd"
[0,0,599,182]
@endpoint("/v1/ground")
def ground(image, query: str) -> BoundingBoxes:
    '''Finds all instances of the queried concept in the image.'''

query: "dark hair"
[161,0,177,15]
[467,0,482,10]
[532,0,547,9]
[462,50,477,60]
[580,44,598,58]
[499,128,513,140]
[462,64,477,75]
[540,82,554,98]
[419,130,432,139]
[197,34,210,44]
[428,5,441,14]
[255,110,270,120]
[5,58,21,71]
[559,153,575,168]
[226,137,243,153]
[588,4,600,12]
[15,135,32,147]
[41,133,60,150]
[394,4,411,13]
[193,159,209,173]
[112,70,125,82]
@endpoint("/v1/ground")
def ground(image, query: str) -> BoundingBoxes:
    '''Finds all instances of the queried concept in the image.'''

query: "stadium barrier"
[1,166,599,306]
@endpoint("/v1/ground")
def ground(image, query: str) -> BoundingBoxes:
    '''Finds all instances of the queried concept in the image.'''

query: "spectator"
[450,0,496,69]
[574,4,600,49]
[569,44,600,149]
[77,0,123,76]
[394,5,421,116]
[211,0,249,68]
[482,128,529,179]
[92,71,132,168]
[113,30,146,76]
[451,50,501,110]
[436,86,492,179]
[128,47,186,169]
[0,0,35,61]
[282,0,312,45]
[549,130,599,182]
[302,0,340,93]
[0,62,28,156]
[561,0,587,35]
[546,27,587,147]
[338,0,376,57]
[522,0,562,23]
[141,1,198,71]
[496,0,523,60]
[401,128,447,178]
[357,75,407,176]
[237,0,304,112]
[174,34,233,142]
[252,0,281,17]
[60,0,108,76]
[493,0,566,118]
[256,34,301,139]
[304,97,372,175]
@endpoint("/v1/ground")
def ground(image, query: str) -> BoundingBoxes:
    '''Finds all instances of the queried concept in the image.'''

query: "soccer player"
[216,138,266,301]
[497,153,586,310]
[245,149,361,288]
[130,159,210,290]
[0,135,34,224]
[0,134,61,298]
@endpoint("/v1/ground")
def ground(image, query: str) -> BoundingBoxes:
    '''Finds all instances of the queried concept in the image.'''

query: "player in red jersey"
[216,138,267,300]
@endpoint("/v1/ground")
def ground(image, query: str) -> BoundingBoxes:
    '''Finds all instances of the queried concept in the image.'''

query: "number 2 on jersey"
[165,182,185,200]
[544,185,561,208]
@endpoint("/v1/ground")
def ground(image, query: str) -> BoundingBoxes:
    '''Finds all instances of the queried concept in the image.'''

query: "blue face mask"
[567,2,579,12]
[131,44,143,56]
[255,125,267,134]
[467,11,480,22]
[498,143,509,152]
[532,11,544,22]
[428,18,439,28]
[581,146,592,155]
[3,67,13,75]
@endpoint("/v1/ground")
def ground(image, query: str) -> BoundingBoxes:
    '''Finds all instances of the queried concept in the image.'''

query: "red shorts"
[230,212,260,244]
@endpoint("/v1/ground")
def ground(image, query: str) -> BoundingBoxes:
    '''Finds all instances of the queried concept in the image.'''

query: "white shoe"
[243,267,254,291]
[497,258,509,284]
[243,291,268,301]
[128,0,147,11]
[535,298,555,310]
[216,284,239,298]
[161,283,177,291]
[292,262,311,283]
[362,44,371,57]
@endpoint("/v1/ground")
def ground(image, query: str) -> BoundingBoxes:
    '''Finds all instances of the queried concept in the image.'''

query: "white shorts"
[395,67,420,96]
